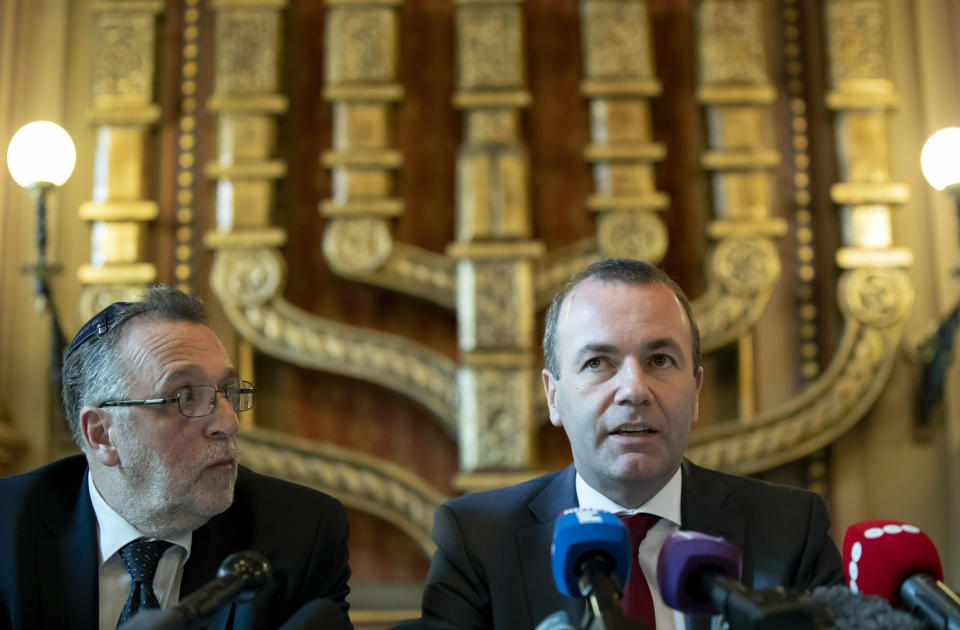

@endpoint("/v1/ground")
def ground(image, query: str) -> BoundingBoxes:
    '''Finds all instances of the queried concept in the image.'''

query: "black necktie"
[116,538,173,628]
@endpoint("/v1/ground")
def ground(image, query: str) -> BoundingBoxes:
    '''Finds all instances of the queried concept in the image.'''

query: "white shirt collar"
[87,470,192,565]
[575,465,683,526]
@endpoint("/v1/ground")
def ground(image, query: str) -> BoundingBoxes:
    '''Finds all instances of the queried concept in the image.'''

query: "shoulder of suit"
[442,468,567,515]
[233,465,346,514]
[0,454,87,497]
[0,455,89,534]
[684,459,824,504]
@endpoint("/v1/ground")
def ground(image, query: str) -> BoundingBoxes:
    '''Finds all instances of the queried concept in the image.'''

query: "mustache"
[202,442,240,467]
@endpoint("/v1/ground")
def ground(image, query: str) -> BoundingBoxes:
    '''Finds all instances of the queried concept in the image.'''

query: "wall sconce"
[6,121,76,378]
[917,127,960,427]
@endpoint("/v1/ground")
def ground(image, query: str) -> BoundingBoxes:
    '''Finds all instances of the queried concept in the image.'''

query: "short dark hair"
[542,258,700,377]
[61,286,207,447]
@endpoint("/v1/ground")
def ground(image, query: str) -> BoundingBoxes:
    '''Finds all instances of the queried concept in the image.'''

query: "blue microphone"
[550,508,648,630]
[551,508,632,597]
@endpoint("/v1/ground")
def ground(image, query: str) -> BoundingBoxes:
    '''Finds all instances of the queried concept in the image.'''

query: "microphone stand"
[577,557,651,630]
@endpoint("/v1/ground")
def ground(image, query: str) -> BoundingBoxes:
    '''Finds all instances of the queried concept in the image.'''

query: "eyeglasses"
[98,381,257,418]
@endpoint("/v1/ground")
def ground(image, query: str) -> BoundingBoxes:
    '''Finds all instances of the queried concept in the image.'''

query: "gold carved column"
[78,1,164,318]
[825,0,911,270]
[695,0,787,418]
[205,0,289,340]
[321,0,402,277]
[580,0,668,262]
[451,0,543,489]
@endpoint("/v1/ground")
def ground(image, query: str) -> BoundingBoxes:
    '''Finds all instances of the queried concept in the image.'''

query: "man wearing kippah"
[0,286,353,630]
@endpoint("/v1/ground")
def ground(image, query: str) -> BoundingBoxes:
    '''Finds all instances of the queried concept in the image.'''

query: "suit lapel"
[181,511,239,630]
[680,460,743,546]
[680,459,744,630]
[37,471,99,630]
[516,466,585,628]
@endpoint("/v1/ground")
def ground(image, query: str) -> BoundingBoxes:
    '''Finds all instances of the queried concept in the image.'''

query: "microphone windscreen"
[216,550,272,599]
[551,508,631,598]
[809,585,927,630]
[842,520,943,605]
[656,531,742,615]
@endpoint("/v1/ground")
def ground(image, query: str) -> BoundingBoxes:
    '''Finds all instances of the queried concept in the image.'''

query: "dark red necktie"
[618,513,660,629]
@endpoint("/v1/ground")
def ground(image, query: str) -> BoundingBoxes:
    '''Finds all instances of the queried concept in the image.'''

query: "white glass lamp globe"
[921,127,960,192]
[6,121,76,188]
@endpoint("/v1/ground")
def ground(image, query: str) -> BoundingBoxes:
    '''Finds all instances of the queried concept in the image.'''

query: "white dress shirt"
[576,467,687,630]
[88,472,192,630]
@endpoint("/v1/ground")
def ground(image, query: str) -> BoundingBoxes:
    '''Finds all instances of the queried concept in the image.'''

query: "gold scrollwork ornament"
[211,248,285,307]
[597,211,668,262]
[839,268,912,328]
[323,217,393,274]
[711,236,780,296]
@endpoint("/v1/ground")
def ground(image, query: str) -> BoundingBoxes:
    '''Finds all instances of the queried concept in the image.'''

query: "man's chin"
[610,454,675,483]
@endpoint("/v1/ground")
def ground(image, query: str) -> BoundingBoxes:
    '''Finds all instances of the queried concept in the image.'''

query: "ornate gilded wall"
[3,0,942,624]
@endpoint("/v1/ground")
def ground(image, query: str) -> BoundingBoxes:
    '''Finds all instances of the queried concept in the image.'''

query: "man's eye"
[584,357,603,370]
[178,387,200,402]
[650,354,673,367]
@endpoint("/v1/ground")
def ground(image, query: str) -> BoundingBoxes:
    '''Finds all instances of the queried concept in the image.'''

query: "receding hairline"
[553,277,697,367]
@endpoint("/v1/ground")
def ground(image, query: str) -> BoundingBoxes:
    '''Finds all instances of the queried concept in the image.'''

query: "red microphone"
[842,520,942,603]
[843,520,960,629]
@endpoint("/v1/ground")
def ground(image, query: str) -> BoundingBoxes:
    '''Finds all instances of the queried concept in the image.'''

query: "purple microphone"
[657,531,742,615]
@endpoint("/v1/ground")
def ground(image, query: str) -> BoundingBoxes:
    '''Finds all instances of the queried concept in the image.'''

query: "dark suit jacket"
[0,454,352,630]
[421,460,843,630]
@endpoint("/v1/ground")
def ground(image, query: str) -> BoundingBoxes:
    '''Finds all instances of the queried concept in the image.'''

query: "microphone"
[551,508,648,630]
[118,550,272,630]
[808,585,926,630]
[843,519,960,630]
[657,531,827,629]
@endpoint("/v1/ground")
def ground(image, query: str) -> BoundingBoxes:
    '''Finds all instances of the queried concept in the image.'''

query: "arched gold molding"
[209,250,459,436]
[689,267,913,474]
[334,242,457,310]
[237,427,449,557]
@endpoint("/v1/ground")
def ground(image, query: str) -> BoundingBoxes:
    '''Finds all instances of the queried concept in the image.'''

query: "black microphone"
[808,585,927,630]
[657,531,828,630]
[118,550,272,630]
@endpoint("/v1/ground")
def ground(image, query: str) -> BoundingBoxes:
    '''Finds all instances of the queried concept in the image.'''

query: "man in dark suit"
[0,287,352,630]
[421,259,843,630]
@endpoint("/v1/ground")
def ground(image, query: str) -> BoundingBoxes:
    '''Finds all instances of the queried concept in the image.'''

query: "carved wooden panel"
[79,0,912,623]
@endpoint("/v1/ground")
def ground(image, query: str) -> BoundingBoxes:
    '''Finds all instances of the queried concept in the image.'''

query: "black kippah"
[64,301,131,359]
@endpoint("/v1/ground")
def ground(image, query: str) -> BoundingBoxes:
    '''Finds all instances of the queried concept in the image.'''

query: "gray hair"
[61,285,207,447]
[542,258,700,378]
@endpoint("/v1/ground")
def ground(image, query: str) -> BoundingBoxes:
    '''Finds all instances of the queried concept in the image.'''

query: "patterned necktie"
[618,513,660,629]
[116,538,174,628]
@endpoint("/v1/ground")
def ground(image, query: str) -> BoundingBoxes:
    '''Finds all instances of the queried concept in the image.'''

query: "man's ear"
[80,406,119,467]
[542,369,563,428]
[692,365,705,426]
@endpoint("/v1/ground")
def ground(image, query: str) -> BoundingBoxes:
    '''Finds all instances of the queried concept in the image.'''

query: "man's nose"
[613,358,652,406]
[205,391,240,439]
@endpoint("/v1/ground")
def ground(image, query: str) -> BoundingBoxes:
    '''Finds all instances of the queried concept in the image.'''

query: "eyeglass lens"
[177,381,255,417]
